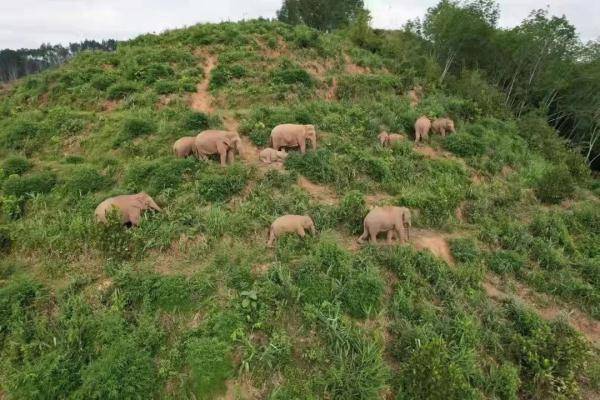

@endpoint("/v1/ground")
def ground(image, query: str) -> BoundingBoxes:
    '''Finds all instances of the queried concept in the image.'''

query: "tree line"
[277,0,600,168]
[0,40,117,83]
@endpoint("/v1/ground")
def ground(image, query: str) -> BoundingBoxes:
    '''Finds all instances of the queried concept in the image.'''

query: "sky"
[1,0,598,49]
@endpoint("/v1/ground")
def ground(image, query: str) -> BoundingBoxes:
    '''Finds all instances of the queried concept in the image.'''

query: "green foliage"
[1,155,32,177]
[534,165,576,204]
[335,190,368,234]
[113,114,156,146]
[153,79,179,94]
[271,59,314,86]
[291,25,321,48]
[342,266,384,319]
[197,164,249,202]
[2,171,57,197]
[278,0,366,31]
[285,149,335,184]
[106,81,140,99]
[449,237,480,264]
[185,337,232,398]
[444,132,486,157]
[210,64,247,89]
[487,250,526,274]
[125,157,195,195]
[0,225,12,254]
[63,166,112,195]
[182,111,210,131]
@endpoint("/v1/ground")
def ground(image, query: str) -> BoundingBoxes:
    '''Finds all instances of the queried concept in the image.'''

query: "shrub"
[271,60,313,86]
[77,338,157,399]
[292,25,321,48]
[529,238,567,271]
[182,111,209,131]
[444,132,486,157]
[1,119,40,149]
[534,166,576,204]
[2,171,57,197]
[210,64,247,89]
[197,164,249,202]
[487,250,526,275]
[153,79,178,95]
[1,156,32,177]
[342,267,384,319]
[335,191,368,234]
[63,167,112,195]
[125,157,194,195]
[185,337,232,398]
[529,212,575,253]
[113,115,156,146]
[285,149,335,184]
[90,73,117,90]
[449,237,480,264]
[0,225,11,254]
[106,81,140,99]
[93,210,134,260]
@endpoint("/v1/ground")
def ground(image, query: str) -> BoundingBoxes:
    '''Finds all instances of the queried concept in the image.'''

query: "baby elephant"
[432,118,456,137]
[95,192,161,227]
[173,136,196,158]
[260,148,288,164]
[267,215,316,247]
[378,131,404,147]
[358,206,411,244]
[414,116,432,142]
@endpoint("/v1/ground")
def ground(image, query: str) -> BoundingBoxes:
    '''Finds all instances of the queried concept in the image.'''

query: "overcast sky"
[1,0,598,49]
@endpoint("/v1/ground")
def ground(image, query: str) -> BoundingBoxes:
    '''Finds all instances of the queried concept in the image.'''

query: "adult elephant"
[357,206,411,244]
[270,124,317,154]
[95,192,161,226]
[194,130,242,166]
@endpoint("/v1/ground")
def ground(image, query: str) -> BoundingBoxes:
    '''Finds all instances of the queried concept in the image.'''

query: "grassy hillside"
[0,20,599,399]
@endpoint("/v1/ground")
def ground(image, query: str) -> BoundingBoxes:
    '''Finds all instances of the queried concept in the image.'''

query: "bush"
[342,267,384,319]
[1,119,40,149]
[93,210,134,260]
[106,81,140,99]
[449,238,480,264]
[1,156,32,177]
[444,132,486,157]
[529,238,567,271]
[153,79,178,95]
[292,25,321,48]
[2,171,57,197]
[185,337,232,398]
[90,73,117,90]
[285,149,336,184]
[182,111,209,131]
[210,64,247,89]
[534,166,576,204]
[63,167,112,195]
[197,164,249,202]
[271,60,313,86]
[125,157,195,195]
[335,191,368,234]
[0,225,11,254]
[487,250,526,274]
[113,115,156,146]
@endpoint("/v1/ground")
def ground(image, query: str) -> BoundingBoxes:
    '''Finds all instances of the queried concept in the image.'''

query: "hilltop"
[0,19,599,399]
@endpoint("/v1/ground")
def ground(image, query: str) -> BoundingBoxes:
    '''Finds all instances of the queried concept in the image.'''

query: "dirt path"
[483,274,600,346]
[190,54,217,114]
[298,176,339,205]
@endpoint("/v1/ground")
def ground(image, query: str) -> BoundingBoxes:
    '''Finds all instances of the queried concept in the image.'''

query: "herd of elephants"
[95,86,457,247]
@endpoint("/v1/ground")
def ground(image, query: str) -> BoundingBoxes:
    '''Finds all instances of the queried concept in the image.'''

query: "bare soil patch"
[190,54,217,114]
[297,176,339,205]
[344,54,370,74]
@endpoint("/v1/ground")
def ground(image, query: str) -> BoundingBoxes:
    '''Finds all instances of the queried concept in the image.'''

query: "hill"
[0,19,599,399]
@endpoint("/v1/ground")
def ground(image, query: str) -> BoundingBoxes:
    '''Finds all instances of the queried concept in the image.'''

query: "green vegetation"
[0,8,598,400]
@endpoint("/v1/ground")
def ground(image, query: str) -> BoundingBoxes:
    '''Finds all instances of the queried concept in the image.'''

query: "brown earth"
[410,229,455,265]
[297,176,339,205]
[190,54,217,114]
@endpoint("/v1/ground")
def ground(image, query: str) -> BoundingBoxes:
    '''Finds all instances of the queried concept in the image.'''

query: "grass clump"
[185,338,232,398]
[2,171,57,197]
[125,157,195,195]
[487,250,526,275]
[1,156,32,177]
[534,166,576,204]
[106,81,140,99]
[63,166,112,195]
[449,237,481,264]
[197,164,249,202]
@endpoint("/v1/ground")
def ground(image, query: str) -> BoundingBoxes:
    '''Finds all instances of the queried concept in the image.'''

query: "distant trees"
[0,40,117,83]
[277,0,366,31]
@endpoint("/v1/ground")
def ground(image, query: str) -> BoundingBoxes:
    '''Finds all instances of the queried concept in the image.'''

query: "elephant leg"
[227,149,235,164]
[369,229,378,244]
[198,152,209,161]
[441,128,446,137]
[299,140,306,154]
[415,132,420,143]
[216,142,229,166]
[386,230,394,244]
[267,229,276,247]
[358,228,369,243]
[128,209,142,227]
[395,225,404,243]
[296,227,306,238]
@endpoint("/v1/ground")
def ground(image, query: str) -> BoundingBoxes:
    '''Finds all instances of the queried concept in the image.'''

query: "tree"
[277,0,366,31]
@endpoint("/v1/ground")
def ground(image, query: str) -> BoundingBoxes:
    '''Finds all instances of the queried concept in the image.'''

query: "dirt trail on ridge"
[483,274,600,346]
[190,54,216,114]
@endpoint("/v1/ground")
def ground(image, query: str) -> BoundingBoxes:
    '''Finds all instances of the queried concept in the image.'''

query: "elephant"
[408,85,424,107]
[270,124,317,154]
[378,131,404,147]
[95,192,161,226]
[357,206,411,244]
[259,148,288,164]
[431,118,456,137]
[173,137,196,158]
[194,130,242,166]
[267,215,316,247]
[414,116,432,142]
